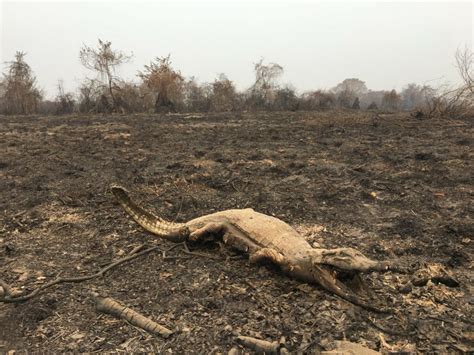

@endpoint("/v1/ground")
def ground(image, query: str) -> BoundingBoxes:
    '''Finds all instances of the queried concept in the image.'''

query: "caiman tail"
[110,184,189,242]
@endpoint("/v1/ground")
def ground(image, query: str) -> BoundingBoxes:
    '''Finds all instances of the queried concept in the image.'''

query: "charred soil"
[0,111,472,352]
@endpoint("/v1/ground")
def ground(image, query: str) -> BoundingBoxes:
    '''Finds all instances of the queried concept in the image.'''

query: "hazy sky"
[1,0,472,98]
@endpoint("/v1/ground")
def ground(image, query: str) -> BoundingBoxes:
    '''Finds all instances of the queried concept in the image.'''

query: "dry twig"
[0,244,160,303]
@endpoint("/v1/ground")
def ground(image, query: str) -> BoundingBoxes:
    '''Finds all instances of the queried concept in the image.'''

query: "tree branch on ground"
[236,335,288,354]
[93,292,174,338]
[0,244,160,303]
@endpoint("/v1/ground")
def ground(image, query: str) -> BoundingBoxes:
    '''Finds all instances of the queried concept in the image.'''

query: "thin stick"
[366,316,415,336]
[0,245,161,303]
[162,242,190,260]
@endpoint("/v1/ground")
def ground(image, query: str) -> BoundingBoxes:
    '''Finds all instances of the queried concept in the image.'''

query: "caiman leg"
[249,248,287,264]
[189,223,225,241]
[249,248,296,273]
[190,223,262,255]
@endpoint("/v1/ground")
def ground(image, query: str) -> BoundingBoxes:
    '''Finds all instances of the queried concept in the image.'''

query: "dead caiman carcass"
[111,184,400,313]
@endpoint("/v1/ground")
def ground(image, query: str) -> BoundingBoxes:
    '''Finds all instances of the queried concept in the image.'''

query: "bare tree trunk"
[107,74,117,111]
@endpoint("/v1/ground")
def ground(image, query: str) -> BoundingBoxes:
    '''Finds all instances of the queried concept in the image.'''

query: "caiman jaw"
[111,184,189,241]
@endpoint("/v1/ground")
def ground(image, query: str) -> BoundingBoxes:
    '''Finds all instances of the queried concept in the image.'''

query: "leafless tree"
[382,89,401,111]
[455,46,473,94]
[337,88,356,108]
[79,39,133,112]
[249,59,283,109]
[138,55,184,112]
[183,78,212,112]
[332,79,367,109]
[273,85,299,111]
[300,90,335,110]
[332,78,368,96]
[422,47,473,118]
[400,83,435,110]
[210,74,238,112]
[115,81,144,113]
[360,90,385,110]
[77,79,101,113]
[0,51,42,114]
[55,80,75,114]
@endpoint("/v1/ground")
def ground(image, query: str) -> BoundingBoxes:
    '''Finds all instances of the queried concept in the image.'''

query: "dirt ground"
[0,111,472,353]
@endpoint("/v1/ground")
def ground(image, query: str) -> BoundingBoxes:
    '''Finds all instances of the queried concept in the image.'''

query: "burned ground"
[0,111,472,352]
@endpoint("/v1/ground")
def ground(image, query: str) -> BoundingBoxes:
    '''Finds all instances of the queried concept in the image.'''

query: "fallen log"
[236,335,288,354]
[92,292,173,338]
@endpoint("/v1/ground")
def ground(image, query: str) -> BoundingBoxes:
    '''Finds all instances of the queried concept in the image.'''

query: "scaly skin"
[111,184,393,313]
[111,185,190,242]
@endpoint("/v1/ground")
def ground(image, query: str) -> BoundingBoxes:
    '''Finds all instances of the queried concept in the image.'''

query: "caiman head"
[308,247,393,273]
[111,184,190,242]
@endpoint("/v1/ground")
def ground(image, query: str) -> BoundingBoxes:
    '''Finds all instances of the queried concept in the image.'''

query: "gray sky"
[1,0,472,98]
